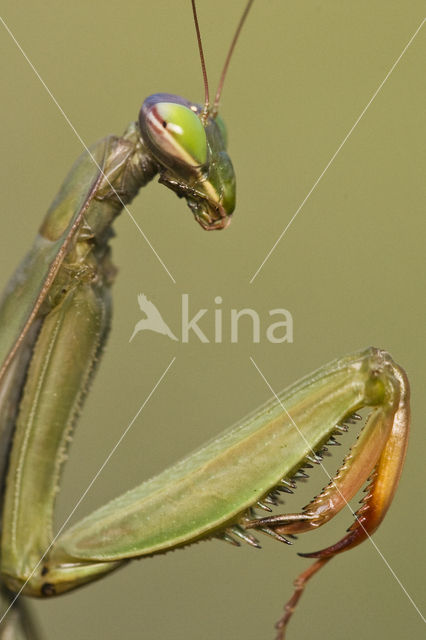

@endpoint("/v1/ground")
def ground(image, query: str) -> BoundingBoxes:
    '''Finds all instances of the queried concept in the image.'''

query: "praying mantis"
[0,1,425,639]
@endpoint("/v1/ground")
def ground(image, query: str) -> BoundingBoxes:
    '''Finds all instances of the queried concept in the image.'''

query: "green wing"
[0,140,107,384]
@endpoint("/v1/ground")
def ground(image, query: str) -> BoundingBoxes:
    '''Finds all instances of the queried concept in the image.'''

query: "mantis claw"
[260,353,409,636]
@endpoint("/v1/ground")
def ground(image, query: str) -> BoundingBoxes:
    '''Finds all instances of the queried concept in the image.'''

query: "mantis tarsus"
[0,2,413,638]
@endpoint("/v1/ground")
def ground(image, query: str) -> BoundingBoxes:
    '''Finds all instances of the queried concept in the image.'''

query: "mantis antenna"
[191,0,210,123]
[191,0,254,122]
[213,0,254,117]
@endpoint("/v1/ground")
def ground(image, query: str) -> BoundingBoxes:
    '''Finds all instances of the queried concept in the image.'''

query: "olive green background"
[0,1,425,639]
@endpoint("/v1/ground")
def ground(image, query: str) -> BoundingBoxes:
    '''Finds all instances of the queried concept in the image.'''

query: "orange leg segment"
[247,358,410,638]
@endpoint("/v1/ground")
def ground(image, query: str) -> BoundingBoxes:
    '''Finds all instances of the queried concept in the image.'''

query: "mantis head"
[138,1,253,231]
[139,93,235,230]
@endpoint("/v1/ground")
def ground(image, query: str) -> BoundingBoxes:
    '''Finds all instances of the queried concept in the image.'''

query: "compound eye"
[145,102,208,166]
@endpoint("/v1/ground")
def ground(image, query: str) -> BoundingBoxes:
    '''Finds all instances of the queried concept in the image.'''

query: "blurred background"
[0,1,425,638]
